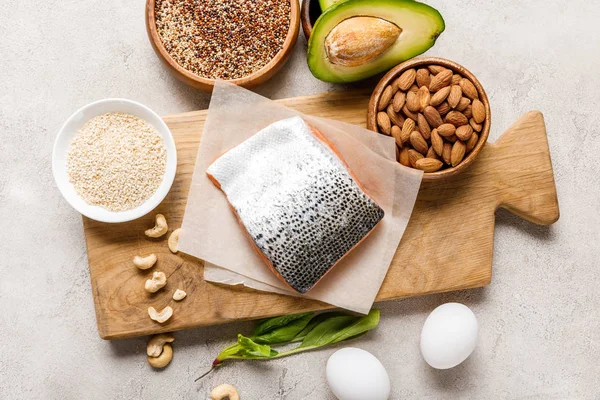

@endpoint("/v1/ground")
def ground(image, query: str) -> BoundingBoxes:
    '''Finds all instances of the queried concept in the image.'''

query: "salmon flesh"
[206,117,384,293]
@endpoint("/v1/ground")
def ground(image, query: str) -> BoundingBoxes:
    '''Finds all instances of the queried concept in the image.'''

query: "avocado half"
[308,0,445,83]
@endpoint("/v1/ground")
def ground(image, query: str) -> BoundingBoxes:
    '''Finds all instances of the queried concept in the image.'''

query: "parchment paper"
[178,81,422,314]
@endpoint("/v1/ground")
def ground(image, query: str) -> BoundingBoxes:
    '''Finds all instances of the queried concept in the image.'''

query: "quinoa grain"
[154,0,291,80]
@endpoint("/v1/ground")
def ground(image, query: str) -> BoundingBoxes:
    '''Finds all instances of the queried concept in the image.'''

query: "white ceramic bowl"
[52,99,177,223]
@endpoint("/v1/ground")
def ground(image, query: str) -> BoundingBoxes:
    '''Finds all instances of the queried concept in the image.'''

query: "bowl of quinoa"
[52,99,177,223]
[146,0,300,91]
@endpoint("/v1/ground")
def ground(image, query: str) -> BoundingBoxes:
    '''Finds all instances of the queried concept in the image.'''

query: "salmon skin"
[206,116,384,293]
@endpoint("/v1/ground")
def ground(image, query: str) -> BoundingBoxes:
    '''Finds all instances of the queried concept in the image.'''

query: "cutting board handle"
[487,111,559,225]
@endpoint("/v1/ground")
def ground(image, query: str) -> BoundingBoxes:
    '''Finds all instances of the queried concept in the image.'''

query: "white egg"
[420,302,478,369]
[326,347,390,400]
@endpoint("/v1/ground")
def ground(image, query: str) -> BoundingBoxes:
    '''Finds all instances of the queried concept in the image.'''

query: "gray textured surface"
[0,0,598,399]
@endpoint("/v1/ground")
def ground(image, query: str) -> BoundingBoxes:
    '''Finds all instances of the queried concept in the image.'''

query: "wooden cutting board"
[83,91,559,340]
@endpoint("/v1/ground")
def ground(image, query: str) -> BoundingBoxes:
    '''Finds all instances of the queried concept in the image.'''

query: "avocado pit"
[324,17,402,67]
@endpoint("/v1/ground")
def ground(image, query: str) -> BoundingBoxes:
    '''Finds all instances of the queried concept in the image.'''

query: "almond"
[325,17,401,68]
[402,104,419,121]
[416,68,431,88]
[451,141,466,166]
[409,84,419,94]
[377,111,391,135]
[406,91,420,112]
[437,123,456,137]
[387,104,404,127]
[459,78,478,100]
[472,99,486,123]
[456,97,470,112]
[400,129,411,144]
[417,113,431,140]
[428,65,446,75]
[469,118,483,132]
[436,102,451,116]
[395,68,416,91]
[429,86,451,107]
[431,129,443,156]
[378,85,394,111]
[445,111,468,126]
[416,157,443,172]
[392,91,406,113]
[455,124,474,141]
[417,86,431,111]
[426,145,440,160]
[391,125,403,147]
[408,149,424,168]
[464,105,473,119]
[466,132,479,153]
[423,106,444,128]
[429,69,453,92]
[401,118,415,143]
[442,142,452,165]
[451,74,461,85]
[410,131,428,155]
[445,134,459,143]
[399,147,410,167]
[448,85,462,109]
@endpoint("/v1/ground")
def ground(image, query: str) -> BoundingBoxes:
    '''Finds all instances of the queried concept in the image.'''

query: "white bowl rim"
[52,98,177,223]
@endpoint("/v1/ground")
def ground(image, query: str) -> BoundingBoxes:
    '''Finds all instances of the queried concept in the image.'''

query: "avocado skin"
[308,0,445,83]
[320,0,417,11]
[318,0,340,12]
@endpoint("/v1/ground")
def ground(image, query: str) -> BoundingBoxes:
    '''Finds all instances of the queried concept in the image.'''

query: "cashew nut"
[172,289,187,301]
[145,214,168,238]
[147,333,175,357]
[148,306,173,323]
[148,344,173,368]
[168,228,181,253]
[145,271,167,293]
[133,254,157,270]
[210,384,240,400]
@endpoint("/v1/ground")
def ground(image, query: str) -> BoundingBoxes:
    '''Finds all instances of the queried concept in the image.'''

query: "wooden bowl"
[301,0,321,39]
[367,57,491,182]
[145,0,301,92]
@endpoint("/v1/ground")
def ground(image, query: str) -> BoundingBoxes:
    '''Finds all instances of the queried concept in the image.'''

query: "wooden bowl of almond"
[367,57,490,181]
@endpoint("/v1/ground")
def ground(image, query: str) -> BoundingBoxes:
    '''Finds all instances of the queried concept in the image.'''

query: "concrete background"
[1,0,598,398]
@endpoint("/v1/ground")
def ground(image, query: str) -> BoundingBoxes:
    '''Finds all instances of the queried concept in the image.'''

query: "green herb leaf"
[201,309,381,381]
[215,343,245,362]
[291,312,348,342]
[236,334,275,358]
[297,310,380,349]
[297,316,357,349]
[251,312,314,337]
[328,309,380,345]
[252,313,314,345]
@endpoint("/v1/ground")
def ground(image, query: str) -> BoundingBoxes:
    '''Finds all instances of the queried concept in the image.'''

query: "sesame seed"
[154,0,291,80]
[67,112,167,212]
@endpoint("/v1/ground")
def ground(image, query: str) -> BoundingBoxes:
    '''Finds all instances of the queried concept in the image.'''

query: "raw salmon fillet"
[206,116,384,293]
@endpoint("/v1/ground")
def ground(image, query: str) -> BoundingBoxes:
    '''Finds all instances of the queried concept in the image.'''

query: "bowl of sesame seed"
[146,0,300,92]
[52,99,177,223]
